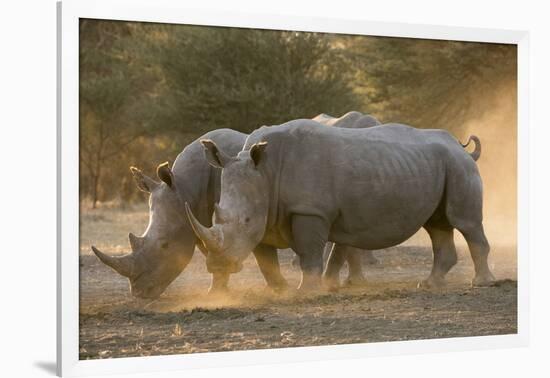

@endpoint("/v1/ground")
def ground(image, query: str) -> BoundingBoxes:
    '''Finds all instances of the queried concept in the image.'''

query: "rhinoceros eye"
[245,217,250,223]
[161,242,169,249]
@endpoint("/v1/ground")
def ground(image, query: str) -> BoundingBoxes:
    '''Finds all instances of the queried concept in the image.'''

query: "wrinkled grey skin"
[91,129,288,299]
[187,120,495,291]
[308,111,382,283]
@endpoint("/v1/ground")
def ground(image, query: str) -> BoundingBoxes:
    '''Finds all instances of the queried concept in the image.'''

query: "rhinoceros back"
[313,111,381,129]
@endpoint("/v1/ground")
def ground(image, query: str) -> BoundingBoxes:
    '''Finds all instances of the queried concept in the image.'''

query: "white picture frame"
[57,0,530,376]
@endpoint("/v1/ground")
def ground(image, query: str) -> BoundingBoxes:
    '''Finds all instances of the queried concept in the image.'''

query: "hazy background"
[79,19,517,249]
[76,15,518,362]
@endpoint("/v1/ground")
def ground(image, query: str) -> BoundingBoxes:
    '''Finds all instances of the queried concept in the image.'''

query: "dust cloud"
[403,80,517,277]
[461,80,517,251]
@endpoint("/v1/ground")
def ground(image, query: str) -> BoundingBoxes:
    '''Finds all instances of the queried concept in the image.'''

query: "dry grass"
[80,202,149,256]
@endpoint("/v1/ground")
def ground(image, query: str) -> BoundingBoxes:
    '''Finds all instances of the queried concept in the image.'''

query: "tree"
[343,36,517,131]
[150,26,362,135]
[79,20,160,207]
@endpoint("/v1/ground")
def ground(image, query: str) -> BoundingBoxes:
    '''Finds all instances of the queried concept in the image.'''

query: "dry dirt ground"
[79,205,517,360]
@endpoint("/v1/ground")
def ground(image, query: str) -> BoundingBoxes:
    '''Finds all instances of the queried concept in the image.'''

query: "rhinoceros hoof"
[207,286,229,296]
[271,281,289,294]
[343,276,368,288]
[417,277,446,290]
[325,283,340,293]
[322,276,340,292]
[364,256,379,265]
[297,279,324,294]
[471,273,496,287]
[296,287,325,297]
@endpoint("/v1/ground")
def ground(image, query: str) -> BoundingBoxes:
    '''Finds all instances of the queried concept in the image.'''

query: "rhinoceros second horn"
[128,232,144,252]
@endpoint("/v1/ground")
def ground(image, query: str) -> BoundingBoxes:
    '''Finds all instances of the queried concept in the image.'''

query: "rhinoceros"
[91,129,289,298]
[186,120,495,290]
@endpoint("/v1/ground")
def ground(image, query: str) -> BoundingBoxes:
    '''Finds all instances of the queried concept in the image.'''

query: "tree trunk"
[91,151,102,209]
[91,171,100,209]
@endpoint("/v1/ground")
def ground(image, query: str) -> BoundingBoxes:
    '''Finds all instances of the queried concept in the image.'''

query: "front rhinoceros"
[187,120,495,291]
[91,128,289,299]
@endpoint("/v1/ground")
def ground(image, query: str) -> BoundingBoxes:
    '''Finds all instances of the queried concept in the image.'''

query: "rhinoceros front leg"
[208,271,230,294]
[291,214,329,291]
[252,244,288,292]
[197,243,230,295]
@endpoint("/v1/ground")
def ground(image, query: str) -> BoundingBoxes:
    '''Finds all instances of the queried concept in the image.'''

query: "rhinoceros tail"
[460,135,481,162]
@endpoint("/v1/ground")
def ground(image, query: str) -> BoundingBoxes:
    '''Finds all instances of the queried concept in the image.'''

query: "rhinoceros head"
[185,139,270,274]
[92,162,195,299]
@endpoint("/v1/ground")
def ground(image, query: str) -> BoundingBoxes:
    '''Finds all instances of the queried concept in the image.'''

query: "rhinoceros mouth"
[130,281,164,300]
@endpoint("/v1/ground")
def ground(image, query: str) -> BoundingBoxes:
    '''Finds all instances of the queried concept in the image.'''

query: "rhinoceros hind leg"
[459,225,495,286]
[324,245,369,289]
[291,214,329,292]
[343,247,368,287]
[442,160,494,286]
[419,226,457,288]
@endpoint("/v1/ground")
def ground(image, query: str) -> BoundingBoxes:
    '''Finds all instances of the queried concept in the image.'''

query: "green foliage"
[344,36,517,130]
[149,26,360,135]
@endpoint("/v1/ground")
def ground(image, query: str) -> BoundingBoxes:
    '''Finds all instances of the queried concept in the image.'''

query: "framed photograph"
[57,0,529,376]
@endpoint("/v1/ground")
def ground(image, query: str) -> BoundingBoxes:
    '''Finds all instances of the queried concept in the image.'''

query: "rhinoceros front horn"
[91,246,135,278]
[185,202,222,253]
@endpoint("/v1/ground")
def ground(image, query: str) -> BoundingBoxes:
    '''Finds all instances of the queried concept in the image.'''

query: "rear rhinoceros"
[91,129,289,298]
[186,120,495,290]
[311,111,382,282]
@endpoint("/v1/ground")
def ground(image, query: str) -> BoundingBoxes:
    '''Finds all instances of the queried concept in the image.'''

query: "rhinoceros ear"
[200,139,232,169]
[156,162,174,188]
[130,166,158,193]
[250,141,268,167]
